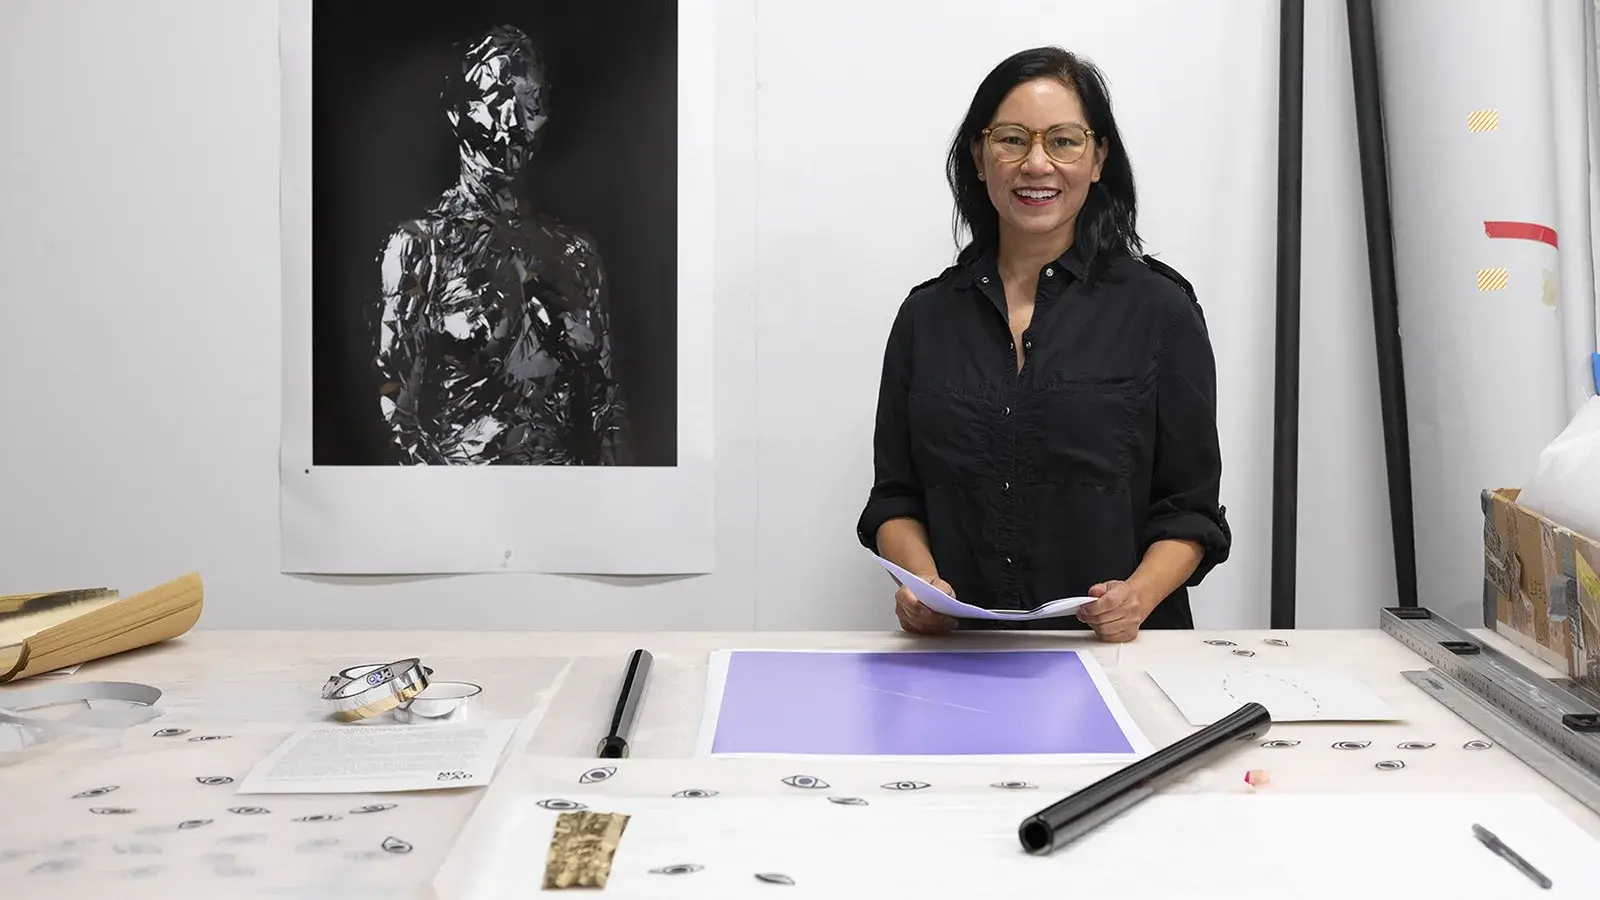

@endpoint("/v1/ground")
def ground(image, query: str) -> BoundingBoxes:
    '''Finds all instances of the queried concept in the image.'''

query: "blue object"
[1592,352,1599,395]
[703,649,1150,759]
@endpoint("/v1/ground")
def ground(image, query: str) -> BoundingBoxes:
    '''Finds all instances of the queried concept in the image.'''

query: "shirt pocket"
[905,384,996,486]
[1024,376,1149,487]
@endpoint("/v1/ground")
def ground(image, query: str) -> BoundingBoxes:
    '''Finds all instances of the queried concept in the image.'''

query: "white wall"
[0,0,1408,631]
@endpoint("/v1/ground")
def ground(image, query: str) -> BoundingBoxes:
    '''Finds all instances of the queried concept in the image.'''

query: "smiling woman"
[857,46,1232,641]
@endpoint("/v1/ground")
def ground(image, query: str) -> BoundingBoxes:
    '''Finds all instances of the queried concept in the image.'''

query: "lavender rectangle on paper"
[703,650,1144,758]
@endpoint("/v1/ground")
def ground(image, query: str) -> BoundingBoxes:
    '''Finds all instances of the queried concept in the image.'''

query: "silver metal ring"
[392,681,482,724]
[323,659,430,722]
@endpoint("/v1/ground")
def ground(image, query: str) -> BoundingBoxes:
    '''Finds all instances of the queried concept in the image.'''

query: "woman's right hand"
[895,578,959,634]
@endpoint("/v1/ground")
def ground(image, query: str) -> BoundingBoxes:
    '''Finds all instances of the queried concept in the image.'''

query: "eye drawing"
[152,728,189,737]
[29,859,82,875]
[1464,740,1494,750]
[536,798,586,811]
[294,814,341,823]
[187,735,231,742]
[177,819,213,829]
[350,803,397,814]
[755,873,796,885]
[1260,739,1300,748]
[196,776,234,786]
[381,836,413,854]
[1374,760,1405,770]
[1397,741,1435,750]
[1332,741,1370,750]
[990,781,1037,789]
[72,786,118,798]
[227,806,271,816]
[1262,638,1290,647]
[649,863,704,875]
[1232,649,1256,657]
[1203,639,1236,646]
[880,780,930,791]
[827,796,868,805]
[89,807,135,815]
[578,766,615,784]
[672,789,718,798]
[781,775,828,789]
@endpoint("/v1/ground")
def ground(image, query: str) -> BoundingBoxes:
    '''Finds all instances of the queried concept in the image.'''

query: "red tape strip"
[1484,220,1559,247]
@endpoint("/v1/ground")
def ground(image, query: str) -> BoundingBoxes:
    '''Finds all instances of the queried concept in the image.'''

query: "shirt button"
[1023,339,1032,351]
[1045,267,1054,277]
[1003,406,1011,415]
[1002,482,1010,492]
[1004,557,1013,565]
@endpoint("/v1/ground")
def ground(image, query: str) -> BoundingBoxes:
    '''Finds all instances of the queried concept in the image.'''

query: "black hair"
[946,47,1141,280]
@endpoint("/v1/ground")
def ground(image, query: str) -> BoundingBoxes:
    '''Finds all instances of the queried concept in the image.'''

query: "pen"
[1472,823,1552,889]
[596,649,652,759]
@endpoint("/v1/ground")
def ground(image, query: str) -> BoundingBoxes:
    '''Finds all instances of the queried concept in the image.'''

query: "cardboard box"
[1482,487,1600,692]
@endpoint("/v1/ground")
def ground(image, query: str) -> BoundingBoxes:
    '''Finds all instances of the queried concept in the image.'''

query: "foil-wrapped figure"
[374,25,631,465]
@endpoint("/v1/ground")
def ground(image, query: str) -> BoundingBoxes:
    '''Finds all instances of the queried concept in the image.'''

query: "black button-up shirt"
[856,243,1231,630]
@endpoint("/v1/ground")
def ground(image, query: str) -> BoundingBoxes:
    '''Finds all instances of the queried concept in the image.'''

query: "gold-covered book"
[0,572,202,682]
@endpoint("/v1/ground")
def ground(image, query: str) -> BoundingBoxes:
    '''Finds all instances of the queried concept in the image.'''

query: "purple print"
[710,650,1135,756]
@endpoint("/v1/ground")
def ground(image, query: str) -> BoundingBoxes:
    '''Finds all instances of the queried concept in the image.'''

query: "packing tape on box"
[0,680,163,763]
[321,659,481,724]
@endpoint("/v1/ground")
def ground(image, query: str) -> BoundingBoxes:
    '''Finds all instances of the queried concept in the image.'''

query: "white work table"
[1,626,1597,898]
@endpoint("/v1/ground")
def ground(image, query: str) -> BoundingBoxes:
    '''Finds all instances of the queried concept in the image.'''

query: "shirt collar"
[958,240,1091,291]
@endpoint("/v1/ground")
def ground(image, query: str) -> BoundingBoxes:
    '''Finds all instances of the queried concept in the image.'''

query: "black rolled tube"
[1346,0,1419,608]
[1271,0,1306,629]
[1018,703,1272,855]
[597,649,652,758]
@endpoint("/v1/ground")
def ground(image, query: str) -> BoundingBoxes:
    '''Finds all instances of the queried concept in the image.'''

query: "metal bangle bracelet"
[323,659,430,722]
[321,661,433,701]
[392,681,483,724]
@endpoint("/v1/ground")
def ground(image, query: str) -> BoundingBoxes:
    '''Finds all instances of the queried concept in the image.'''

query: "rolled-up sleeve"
[1143,297,1232,584]
[856,303,925,550]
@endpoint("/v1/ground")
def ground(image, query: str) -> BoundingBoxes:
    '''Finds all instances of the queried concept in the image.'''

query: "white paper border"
[276,0,715,575]
[694,648,1155,764]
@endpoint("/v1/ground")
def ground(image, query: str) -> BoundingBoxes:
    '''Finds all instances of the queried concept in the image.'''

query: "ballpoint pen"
[1472,823,1552,890]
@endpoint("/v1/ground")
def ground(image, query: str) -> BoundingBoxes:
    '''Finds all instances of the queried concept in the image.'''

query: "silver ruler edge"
[1381,606,1600,788]
[1402,669,1600,818]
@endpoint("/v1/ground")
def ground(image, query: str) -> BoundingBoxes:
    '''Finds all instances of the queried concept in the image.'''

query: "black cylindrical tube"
[1271,0,1306,629]
[597,649,652,758]
[1018,703,1271,855]
[1346,0,1419,608]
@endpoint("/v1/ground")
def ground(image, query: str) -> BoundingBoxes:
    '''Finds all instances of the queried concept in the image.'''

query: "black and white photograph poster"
[278,0,714,575]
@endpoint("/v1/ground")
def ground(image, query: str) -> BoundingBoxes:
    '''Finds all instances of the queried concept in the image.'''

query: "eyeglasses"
[982,123,1096,165]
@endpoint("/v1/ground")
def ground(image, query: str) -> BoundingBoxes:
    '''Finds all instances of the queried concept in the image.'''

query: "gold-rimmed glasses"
[982,123,1095,165]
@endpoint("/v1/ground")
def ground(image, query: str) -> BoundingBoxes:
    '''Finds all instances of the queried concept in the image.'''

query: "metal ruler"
[1381,606,1600,816]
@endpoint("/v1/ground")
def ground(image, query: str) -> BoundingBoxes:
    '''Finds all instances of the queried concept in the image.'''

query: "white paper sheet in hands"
[871,554,1093,621]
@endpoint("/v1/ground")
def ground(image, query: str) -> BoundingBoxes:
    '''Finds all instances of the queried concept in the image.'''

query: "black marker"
[596,649,652,758]
[1472,823,1552,889]
[1018,702,1271,855]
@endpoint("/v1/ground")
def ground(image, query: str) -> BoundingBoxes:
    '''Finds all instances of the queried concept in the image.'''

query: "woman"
[856,47,1231,642]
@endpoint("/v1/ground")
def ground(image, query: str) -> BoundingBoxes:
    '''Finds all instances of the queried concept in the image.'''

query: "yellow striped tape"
[1468,108,1499,132]
[1477,267,1508,291]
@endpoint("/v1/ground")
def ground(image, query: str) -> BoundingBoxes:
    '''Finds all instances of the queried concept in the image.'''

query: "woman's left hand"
[1075,580,1153,642]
